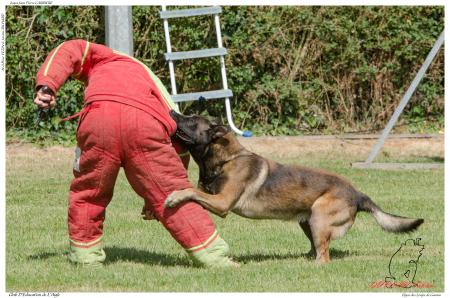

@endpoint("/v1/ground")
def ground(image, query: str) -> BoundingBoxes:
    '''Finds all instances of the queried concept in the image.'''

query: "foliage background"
[6,6,444,141]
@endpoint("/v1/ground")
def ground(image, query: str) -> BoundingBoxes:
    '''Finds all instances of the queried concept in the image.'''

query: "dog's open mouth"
[176,128,194,144]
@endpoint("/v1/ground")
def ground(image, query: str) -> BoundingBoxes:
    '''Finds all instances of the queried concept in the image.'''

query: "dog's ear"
[209,125,230,140]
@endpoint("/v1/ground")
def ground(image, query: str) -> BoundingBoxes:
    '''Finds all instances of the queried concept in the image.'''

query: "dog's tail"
[356,193,424,233]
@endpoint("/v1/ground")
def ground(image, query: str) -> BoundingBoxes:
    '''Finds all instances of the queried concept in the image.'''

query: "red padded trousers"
[68,101,218,257]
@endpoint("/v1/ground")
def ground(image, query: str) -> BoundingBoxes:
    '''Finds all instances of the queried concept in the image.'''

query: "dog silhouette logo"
[385,238,424,288]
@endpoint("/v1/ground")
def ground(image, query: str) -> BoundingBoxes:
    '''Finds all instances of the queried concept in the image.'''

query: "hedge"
[6,6,444,140]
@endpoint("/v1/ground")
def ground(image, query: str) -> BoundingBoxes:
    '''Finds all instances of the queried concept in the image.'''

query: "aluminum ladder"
[160,6,252,137]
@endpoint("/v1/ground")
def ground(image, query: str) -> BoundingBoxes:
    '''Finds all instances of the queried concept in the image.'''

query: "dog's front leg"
[165,188,236,218]
[165,188,197,208]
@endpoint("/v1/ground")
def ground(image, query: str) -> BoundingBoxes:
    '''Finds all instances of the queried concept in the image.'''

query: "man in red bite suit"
[34,39,237,267]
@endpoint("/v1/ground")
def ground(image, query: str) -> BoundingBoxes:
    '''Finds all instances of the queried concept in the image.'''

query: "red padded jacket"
[35,39,179,136]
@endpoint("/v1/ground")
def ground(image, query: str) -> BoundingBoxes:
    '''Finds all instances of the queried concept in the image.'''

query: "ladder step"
[165,48,227,61]
[160,6,222,19]
[172,89,233,103]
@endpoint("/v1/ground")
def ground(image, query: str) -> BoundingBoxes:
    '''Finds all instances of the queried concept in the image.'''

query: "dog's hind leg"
[309,222,331,264]
[309,194,336,264]
[309,193,357,264]
[299,221,316,257]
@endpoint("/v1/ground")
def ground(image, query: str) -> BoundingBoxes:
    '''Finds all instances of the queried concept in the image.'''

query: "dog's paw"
[164,189,194,208]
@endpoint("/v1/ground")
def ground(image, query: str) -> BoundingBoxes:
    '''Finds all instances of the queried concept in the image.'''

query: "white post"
[214,14,247,136]
[162,6,178,98]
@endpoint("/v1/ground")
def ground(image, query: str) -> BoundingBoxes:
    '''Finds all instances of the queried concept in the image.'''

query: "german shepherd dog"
[165,112,424,264]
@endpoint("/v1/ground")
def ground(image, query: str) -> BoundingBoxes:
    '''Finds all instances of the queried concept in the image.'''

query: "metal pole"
[105,6,134,56]
[162,6,178,98]
[364,30,444,164]
[214,14,251,136]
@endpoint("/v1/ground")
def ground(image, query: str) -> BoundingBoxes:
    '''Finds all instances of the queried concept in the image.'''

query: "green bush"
[6,6,444,142]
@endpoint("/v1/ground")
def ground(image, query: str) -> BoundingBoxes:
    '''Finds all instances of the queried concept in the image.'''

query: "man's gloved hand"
[34,85,56,109]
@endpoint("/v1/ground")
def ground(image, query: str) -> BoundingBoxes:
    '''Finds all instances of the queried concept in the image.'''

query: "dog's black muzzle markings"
[170,111,195,145]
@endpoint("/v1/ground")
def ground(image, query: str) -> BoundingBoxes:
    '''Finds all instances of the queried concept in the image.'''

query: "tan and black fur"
[165,112,424,264]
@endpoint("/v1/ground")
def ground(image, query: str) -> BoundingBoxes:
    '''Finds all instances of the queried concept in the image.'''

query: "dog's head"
[170,111,230,148]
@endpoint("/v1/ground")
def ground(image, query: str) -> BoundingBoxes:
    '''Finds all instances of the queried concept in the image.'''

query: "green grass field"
[6,144,444,292]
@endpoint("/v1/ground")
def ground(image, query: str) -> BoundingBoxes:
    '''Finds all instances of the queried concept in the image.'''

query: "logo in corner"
[385,238,425,288]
